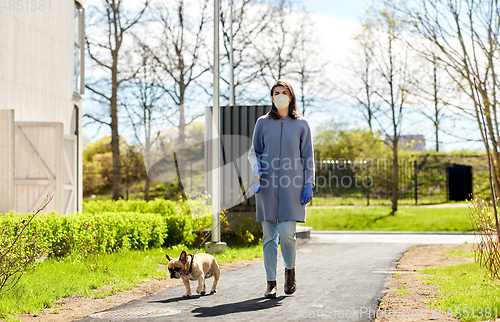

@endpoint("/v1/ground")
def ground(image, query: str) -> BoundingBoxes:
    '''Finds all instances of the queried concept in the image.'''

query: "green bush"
[0,212,166,257]
[83,198,197,246]
[83,198,177,215]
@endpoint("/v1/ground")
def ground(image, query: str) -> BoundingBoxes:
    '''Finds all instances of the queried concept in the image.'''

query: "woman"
[247,79,315,298]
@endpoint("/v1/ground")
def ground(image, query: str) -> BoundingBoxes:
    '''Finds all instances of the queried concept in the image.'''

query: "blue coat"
[248,114,315,223]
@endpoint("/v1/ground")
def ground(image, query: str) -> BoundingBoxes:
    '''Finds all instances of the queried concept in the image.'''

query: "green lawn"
[420,249,500,321]
[302,207,473,231]
[309,197,458,206]
[0,244,263,318]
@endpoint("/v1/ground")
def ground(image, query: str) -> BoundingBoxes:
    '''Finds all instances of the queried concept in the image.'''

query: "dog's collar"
[184,274,190,278]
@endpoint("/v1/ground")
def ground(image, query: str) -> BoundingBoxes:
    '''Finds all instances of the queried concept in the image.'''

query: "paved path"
[78,233,475,322]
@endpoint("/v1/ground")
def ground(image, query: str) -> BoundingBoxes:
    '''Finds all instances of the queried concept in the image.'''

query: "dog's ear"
[166,254,172,262]
[180,251,188,263]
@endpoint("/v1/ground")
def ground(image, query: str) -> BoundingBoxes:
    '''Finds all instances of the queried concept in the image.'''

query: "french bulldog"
[166,250,220,298]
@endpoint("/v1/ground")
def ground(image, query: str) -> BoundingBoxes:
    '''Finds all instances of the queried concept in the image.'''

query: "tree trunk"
[111,56,122,200]
[144,126,151,201]
[433,55,439,152]
[435,122,439,152]
[392,135,398,214]
[178,91,187,196]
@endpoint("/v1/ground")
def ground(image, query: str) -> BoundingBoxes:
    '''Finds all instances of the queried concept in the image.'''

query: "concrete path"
[78,232,475,322]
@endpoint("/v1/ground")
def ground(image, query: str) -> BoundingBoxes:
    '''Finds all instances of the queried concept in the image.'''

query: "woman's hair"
[266,79,302,120]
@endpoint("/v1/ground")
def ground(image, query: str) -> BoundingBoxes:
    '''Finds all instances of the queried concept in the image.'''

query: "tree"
[404,0,500,195]
[365,0,413,213]
[142,0,211,180]
[338,24,380,131]
[84,0,149,200]
[290,10,328,117]
[219,0,272,105]
[82,135,138,197]
[409,50,458,151]
[253,0,301,90]
[314,120,390,161]
[123,42,165,200]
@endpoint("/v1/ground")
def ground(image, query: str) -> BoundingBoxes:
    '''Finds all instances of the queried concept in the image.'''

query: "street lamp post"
[206,0,226,254]
[229,0,235,106]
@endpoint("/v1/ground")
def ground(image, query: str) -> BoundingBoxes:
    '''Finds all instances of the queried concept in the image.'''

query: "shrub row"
[83,198,178,215]
[83,198,197,246]
[83,198,263,246]
[0,212,167,257]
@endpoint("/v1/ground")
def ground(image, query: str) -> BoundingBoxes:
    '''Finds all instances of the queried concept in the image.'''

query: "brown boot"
[284,267,296,294]
[264,281,277,298]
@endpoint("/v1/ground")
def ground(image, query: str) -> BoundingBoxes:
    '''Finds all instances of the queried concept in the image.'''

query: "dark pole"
[414,160,418,205]
[366,162,370,206]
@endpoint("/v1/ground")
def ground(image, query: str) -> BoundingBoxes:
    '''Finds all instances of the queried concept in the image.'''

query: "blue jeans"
[261,220,297,281]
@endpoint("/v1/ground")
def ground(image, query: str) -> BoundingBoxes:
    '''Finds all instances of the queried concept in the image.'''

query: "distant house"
[0,1,85,214]
[386,135,426,152]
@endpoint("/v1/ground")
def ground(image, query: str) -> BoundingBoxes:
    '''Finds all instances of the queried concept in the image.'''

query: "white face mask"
[273,94,289,110]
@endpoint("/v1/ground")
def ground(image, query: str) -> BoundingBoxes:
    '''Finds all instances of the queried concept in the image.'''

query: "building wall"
[398,135,426,152]
[0,2,80,132]
[0,1,84,213]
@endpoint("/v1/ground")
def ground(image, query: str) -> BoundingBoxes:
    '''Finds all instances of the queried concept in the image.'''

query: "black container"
[447,163,473,201]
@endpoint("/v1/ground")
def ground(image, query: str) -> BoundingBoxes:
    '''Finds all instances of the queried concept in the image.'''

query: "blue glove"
[252,164,262,194]
[301,183,313,205]
[252,163,262,178]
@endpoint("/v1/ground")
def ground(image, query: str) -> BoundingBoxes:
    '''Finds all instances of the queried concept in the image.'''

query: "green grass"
[309,196,452,206]
[421,262,500,321]
[302,207,473,231]
[0,244,263,318]
[443,248,475,258]
[396,283,409,295]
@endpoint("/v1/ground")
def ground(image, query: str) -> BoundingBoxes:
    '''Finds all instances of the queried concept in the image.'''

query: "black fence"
[312,158,462,205]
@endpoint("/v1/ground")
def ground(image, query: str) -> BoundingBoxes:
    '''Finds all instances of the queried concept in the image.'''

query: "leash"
[186,180,260,274]
[155,136,261,275]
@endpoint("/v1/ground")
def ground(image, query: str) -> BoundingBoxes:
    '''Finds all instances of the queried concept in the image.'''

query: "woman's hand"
[301,183,313,205]
[252,163,262,178]
[252,164,262,194]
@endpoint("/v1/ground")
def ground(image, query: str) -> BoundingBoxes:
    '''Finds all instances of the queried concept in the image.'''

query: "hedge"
[83,199,178,215]
[0,212,167,257]
[83,198,197,246]
[0,198,215,258]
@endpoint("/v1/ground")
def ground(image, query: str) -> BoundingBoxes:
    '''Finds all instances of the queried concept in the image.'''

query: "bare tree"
[140,0,211,180]
[366,0,413,213]
[123,42,165,201]
[219,0,272,105]
[85,0,149,200]
[290,11,327,117]
[253,0,302,90]
[404,0,500,195]
[338,25,380,131]
[409,50,458,151]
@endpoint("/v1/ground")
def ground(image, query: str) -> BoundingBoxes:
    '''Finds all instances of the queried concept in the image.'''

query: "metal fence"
[313,158,449,205]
